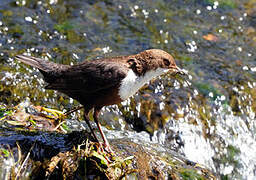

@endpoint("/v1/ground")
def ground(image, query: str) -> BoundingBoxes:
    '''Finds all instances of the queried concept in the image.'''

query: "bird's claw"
[96,142,115,162]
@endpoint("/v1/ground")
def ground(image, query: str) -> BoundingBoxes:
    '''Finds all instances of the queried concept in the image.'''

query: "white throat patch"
[118,68,169,100]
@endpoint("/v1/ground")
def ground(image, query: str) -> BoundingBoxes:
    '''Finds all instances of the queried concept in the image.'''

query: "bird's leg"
[93,109,113,153]
[83,112,99,142]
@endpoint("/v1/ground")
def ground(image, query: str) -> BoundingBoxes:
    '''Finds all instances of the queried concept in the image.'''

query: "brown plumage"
[16,49,180,151]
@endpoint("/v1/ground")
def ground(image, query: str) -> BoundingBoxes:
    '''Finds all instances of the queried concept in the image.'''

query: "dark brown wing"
[46,60,128,94]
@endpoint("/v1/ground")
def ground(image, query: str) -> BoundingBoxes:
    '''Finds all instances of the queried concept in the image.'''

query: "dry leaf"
[203,34,218,41]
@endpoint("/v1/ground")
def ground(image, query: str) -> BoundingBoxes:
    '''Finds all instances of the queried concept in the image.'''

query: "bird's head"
[145,49,178,72]
[127,49,184,76]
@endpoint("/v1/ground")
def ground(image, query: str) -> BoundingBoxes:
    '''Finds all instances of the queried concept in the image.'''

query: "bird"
[16,49,183,152]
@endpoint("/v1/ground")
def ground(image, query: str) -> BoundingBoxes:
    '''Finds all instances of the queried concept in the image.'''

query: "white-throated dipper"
[16,49,182,151]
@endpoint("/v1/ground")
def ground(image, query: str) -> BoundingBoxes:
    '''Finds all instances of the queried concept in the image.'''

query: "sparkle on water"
[1,0,256,179]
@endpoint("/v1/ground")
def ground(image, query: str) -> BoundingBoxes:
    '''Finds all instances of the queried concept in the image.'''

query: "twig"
[15,142,36,180]
[64,106,83,116]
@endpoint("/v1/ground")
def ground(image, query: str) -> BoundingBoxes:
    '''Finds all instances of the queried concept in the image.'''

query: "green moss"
[54,21,74,33]
[54,21,85,43]
[221,145,241,167]
[0,148,10,157]
[0,107,6,118]
[29,119,37,126]
[90,151,109,168]
[206,0,237,8]
[179,168,204,180]
[0,10,13,17]
[8,24,24,36]
[61,122,70,131]
[194,82,221,100]
[227,145,240,163]
[0,106,12,119]
[177,54,193,62]
[221,174,229,180]
[67,30,85,43]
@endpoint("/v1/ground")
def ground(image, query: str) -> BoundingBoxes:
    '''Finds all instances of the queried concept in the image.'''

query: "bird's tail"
[15,55,57,72]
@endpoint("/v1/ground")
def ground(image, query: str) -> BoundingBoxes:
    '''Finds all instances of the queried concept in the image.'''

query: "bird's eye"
[128,58,136,65]
[127,58,137,68]
[163,58,170,66]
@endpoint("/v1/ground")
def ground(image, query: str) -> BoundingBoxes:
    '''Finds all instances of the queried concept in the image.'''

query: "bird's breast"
[118,68,169,100]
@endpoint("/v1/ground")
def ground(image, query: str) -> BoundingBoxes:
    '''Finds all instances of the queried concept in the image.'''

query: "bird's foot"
[102,142,114,154]
[96,142,115,162]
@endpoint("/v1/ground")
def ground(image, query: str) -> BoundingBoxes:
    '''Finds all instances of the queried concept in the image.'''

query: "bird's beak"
[170,66,191,87]
[171,66,188,76]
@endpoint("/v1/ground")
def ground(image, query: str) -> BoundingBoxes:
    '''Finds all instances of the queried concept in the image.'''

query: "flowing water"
[0,0,256,179]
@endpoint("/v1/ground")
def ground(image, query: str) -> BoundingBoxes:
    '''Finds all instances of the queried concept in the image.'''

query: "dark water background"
[0,0,256,179]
